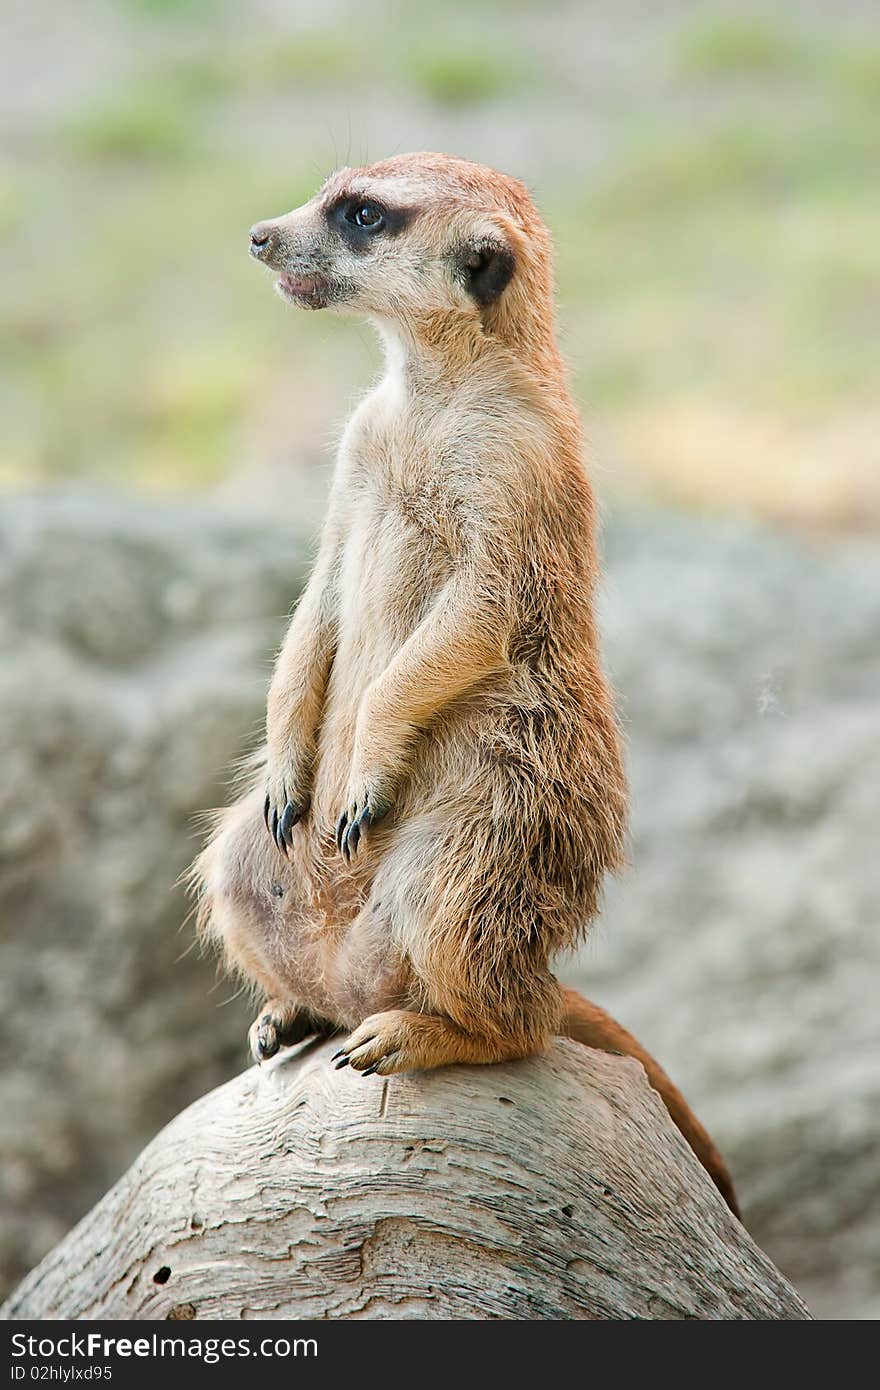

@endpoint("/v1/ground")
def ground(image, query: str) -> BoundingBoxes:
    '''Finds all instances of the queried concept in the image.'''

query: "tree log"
[2,1038,810,1320]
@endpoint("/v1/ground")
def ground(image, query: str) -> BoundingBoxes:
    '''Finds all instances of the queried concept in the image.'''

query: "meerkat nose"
[249,223,275,259]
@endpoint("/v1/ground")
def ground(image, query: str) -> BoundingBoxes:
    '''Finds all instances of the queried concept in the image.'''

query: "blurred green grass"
[674,14,808,77]
[2,1,877,526]
[406,44,534,103]
[64,88,202,162]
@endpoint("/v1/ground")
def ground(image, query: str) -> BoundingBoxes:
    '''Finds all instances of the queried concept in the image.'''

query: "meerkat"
[193,153,739,1217]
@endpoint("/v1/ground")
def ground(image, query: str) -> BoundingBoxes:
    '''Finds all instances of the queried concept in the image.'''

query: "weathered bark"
[2,1038,810,1320]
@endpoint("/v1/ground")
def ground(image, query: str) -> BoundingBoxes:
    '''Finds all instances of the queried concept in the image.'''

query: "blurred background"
[1,0,878,1318]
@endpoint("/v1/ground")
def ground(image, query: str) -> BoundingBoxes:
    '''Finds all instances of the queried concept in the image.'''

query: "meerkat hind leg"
[249,999,338,1065]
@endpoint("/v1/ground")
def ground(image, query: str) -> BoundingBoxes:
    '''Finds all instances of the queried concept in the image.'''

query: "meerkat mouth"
[275,272,333,309]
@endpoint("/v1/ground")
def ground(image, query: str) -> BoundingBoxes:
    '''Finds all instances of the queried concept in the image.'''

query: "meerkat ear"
[459,238,516,306]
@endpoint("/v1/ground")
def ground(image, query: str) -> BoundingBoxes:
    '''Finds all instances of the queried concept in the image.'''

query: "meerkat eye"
[346,201,385,231]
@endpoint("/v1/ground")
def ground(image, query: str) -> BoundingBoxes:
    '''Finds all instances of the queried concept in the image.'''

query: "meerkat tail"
[559,987,740,1219]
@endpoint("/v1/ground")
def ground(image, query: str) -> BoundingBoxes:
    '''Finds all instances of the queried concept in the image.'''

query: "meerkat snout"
[248,218,299,272]
[249,222,274,258]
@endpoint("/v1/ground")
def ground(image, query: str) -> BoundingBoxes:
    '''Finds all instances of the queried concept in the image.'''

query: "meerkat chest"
[333,390,472,646]
[342,393,470,550]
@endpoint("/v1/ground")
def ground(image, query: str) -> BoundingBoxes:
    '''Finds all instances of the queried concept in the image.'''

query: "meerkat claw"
[278,802,296,847]
[269,808,286,857]
[338,807,371,861]
[265,790,309,855]
[336,791,392,861]
[275,805,290,854]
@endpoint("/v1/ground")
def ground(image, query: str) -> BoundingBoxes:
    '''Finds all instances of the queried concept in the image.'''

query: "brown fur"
[193,153,739,1217]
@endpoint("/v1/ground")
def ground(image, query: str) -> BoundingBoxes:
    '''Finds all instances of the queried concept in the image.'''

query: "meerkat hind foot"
[333,1009,538,1076]
[249,1002,335,1064]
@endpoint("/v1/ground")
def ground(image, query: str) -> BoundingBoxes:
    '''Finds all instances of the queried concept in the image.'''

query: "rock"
[1,492,877,1318]
[2,1039,810,1321]
[577,509,880,1320]
[0,492,306,1295]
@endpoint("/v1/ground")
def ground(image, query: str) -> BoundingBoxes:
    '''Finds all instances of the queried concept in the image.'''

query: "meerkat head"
[249,153,554,349]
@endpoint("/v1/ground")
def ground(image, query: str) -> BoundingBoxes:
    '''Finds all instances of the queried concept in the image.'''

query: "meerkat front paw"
[264,751,311,856]
[335,777,394,861]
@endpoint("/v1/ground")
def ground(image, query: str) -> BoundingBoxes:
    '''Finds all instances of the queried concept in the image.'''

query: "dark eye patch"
[328,196,413,251]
